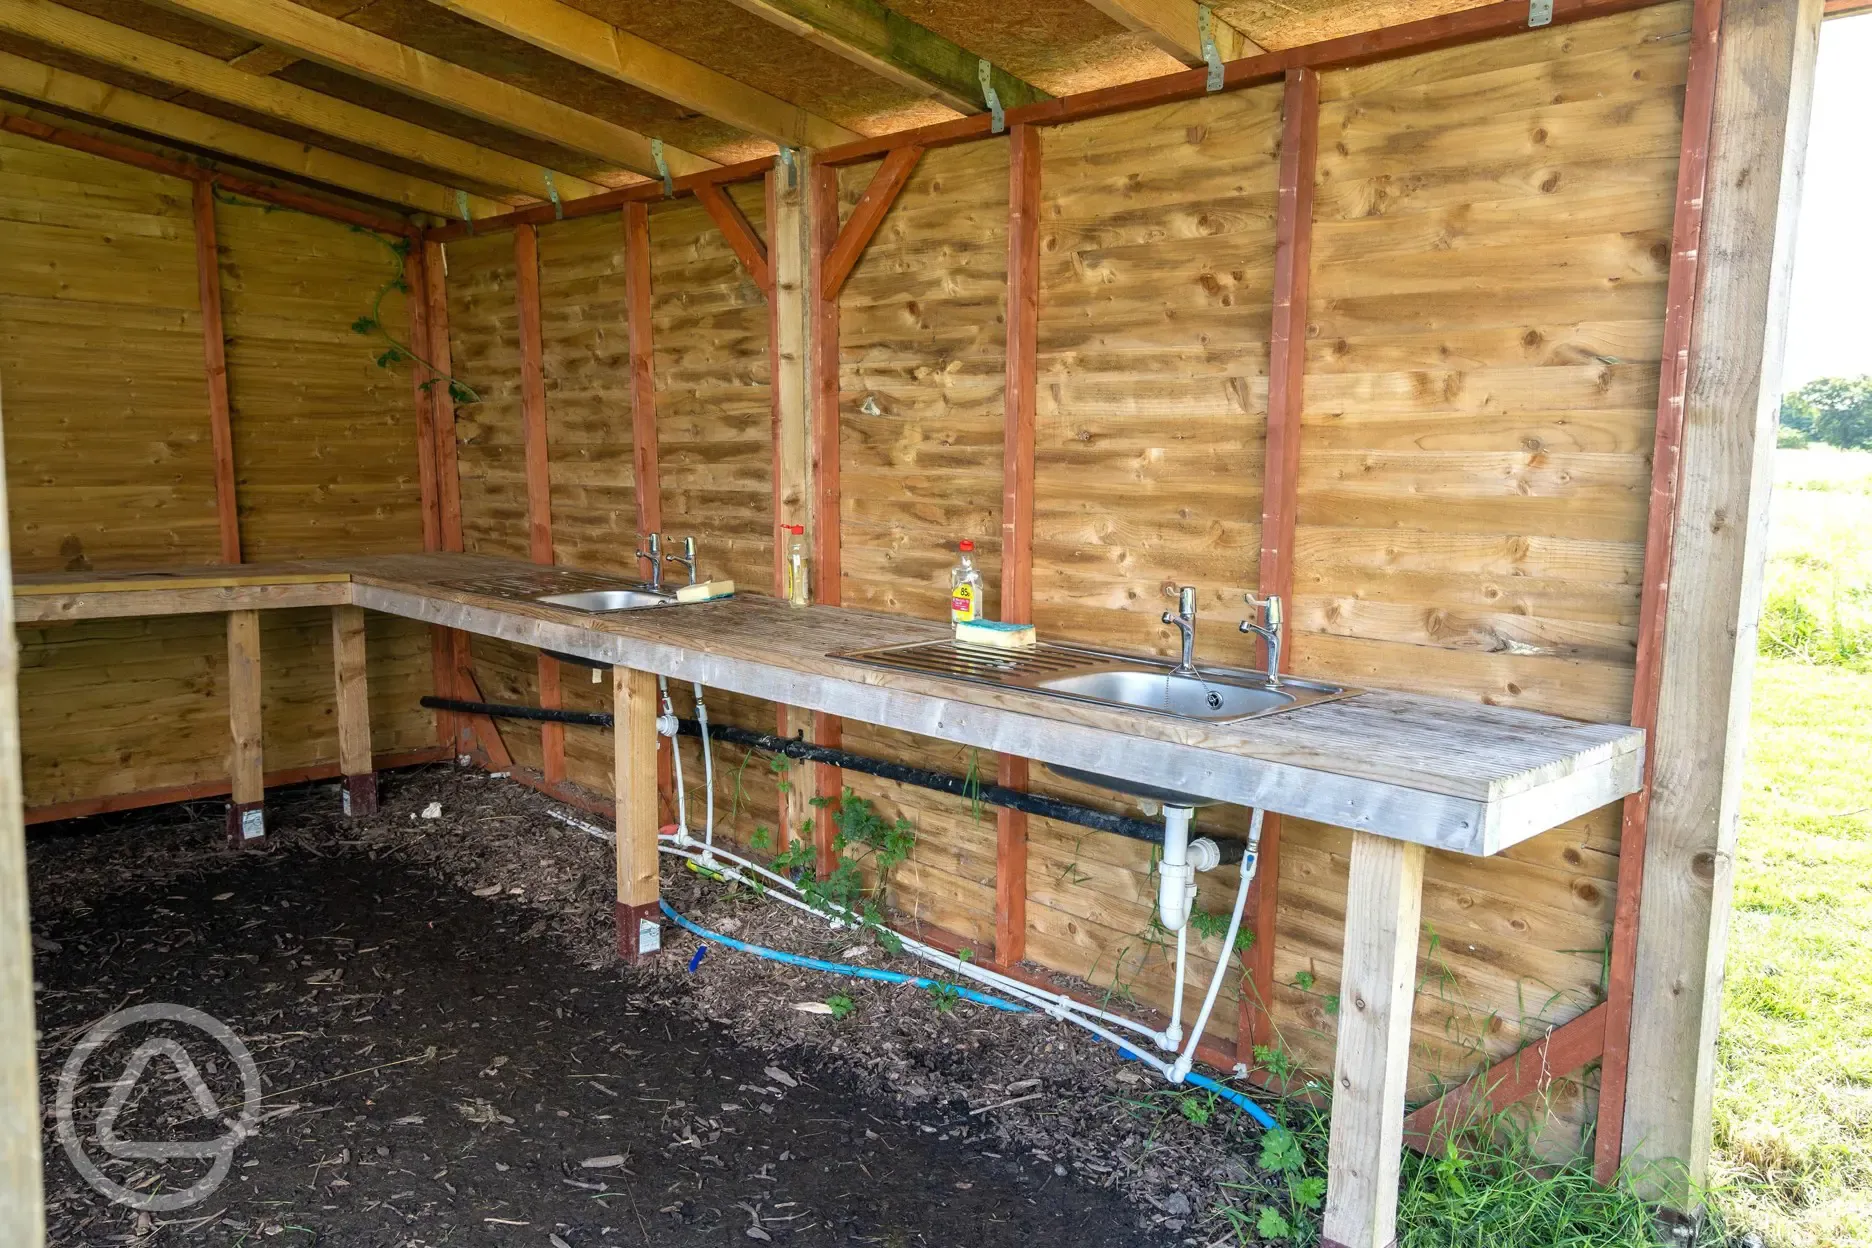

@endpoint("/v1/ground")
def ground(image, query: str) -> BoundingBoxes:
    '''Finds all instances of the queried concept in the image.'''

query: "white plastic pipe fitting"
[1158,805,1197,932]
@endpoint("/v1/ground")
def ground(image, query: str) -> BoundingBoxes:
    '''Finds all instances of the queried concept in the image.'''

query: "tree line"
[1779,376,1872,449]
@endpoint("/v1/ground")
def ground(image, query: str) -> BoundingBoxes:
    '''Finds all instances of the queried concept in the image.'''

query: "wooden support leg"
[614,666,661,962]
[1322,832,1425,1248]
[225,610,264,846]
[994,755,1028,966]
[331,604,376,816]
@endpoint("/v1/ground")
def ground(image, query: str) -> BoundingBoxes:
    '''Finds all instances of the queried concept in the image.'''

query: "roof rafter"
[0,49,504,218]
[138,0,714,179]
[717,0,1046,115]
[1080,0,1265,65]
[0,0,605,201]
[421,0,861,150]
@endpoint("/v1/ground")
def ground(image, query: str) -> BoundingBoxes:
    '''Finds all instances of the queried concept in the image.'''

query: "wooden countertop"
[15,554,1644,856]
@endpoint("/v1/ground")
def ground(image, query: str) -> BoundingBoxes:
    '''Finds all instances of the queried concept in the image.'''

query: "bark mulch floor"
[30,765,1287,1246]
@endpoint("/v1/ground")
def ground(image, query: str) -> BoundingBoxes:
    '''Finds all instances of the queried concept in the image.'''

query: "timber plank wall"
[445,190,781,832]
[0,128,433,814]
[428,1,1689,1133]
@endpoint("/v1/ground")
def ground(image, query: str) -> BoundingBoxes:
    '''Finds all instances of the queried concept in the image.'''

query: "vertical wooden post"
[405,240,456,755]
[768,154,819,852]
[808,161,845,877]
[421,235,471,758]
[192,180,240,565]
[614,666,662,961]
[1615,0,1824,1200]
[1245,66,1320,1056]
[422,237,464,556]
[0,372,49,1248]
[1595,0,1725,1182]
[1321,832,1425,1248]
[331,604,376,816]
[621,201,672,813]
[995,123,1041,966]
[226,609,264,846]
[406,243,443,554]
[515,223,565,787]
[624,203,663,576]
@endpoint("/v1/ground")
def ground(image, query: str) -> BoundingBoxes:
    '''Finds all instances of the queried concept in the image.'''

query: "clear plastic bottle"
[785,524,809,607]
[949,539,984,624]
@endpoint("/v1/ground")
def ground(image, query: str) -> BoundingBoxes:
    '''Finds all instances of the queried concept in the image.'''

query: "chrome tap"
[1162,585,1199,677]
[1239,593,1284,688]
[635,532,663,591]
[665,536,698,586]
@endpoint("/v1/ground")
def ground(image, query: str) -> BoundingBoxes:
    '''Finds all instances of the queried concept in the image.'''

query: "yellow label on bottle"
[950,583,978,622]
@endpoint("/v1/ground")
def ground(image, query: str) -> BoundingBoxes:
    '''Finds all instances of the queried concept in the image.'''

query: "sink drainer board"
[433,568,638,600]
[832,638,1358,724]
[836,638,1099,683]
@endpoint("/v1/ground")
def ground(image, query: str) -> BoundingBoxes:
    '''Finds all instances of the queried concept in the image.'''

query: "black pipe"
[425,696,611,727]
[420,694,1243,863]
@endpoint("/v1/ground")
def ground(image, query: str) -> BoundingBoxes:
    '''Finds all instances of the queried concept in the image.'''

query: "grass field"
[1714,445,1872,1246]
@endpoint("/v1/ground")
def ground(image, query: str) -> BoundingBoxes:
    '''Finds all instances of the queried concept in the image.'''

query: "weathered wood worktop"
[17,552,1643,857]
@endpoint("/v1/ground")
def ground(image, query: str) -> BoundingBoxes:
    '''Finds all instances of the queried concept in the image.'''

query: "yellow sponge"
[954,618,1037,650]
[674,579,735,603]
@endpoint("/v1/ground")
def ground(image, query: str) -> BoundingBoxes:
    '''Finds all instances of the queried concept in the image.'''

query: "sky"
[1780,13,1872,391]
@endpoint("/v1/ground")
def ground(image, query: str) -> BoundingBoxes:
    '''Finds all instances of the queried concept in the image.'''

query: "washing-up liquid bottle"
[949,540,983,624]
[785,524,809,607]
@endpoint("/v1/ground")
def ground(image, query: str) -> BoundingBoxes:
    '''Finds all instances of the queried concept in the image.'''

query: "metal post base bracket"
[342,773,380,818]
[615,900,662,963]
[226,801,265,848]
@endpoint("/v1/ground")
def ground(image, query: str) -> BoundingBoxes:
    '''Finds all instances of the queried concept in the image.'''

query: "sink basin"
[1034,669,1297,722]
[835,638,1356,725]
[535,588,673,612]
[1046,762,1226,808]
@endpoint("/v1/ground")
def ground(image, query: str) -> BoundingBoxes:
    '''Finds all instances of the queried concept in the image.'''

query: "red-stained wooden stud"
[622,202,674,810]
[995,123,1042,966]
[623,204,663,578]
[514,223,565,785]
[1242,66,1319,1057]
[0,112,415,236]
[421,238,465,556]
[809,164,844,608]
[807,163,848,877]
[418,232,473,758]
[1594,0,1724,1185]
[192,180,241,566]
[697,181,770,295]
[1404,1003,1607,1155]
[821,146,923,301]
[405,244,442,554]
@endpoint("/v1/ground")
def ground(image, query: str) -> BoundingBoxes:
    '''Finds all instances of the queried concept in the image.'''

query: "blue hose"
[658,900,1026,1011]
[659,899,1275,1130]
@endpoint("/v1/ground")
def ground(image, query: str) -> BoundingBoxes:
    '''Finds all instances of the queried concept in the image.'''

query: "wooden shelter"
[0,0,1852,1243]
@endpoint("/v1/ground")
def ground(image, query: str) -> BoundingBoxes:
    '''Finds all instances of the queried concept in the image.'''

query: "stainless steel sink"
[1034,669,1300,721]
[833,638,1356,725]
[535,588,674,612]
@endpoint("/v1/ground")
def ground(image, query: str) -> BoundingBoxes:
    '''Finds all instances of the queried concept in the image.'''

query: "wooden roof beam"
[0,0,605,201]
[1081,0,1265,65]
[718,0,1046,114]
[422,0,861,149]
[0,50,504,219]
[141,0,714,179]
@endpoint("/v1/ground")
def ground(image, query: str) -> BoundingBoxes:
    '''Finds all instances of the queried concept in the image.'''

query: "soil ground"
[30,766,1279,1247]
